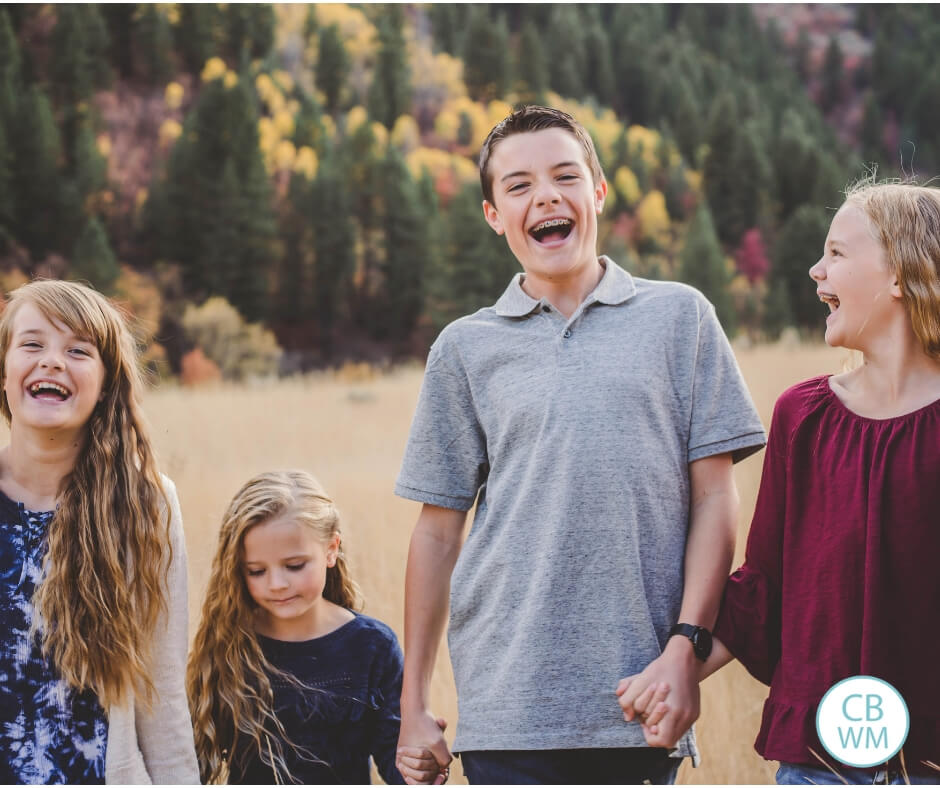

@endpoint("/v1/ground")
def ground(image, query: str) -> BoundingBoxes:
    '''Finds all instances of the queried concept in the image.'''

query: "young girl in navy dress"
[0,280,198,783]
[187,470,444,784]
[620,181,940,783]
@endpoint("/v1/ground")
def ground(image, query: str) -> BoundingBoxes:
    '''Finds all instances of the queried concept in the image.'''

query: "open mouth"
[28,381,72,401]
[529,218,574,244]
[818,292,840,313]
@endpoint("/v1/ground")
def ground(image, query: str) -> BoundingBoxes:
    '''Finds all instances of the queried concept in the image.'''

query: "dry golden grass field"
[32,340,847,783]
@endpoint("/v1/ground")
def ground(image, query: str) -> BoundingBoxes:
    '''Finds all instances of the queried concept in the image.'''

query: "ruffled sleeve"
[714,388,799,686]
[714,565,781,685]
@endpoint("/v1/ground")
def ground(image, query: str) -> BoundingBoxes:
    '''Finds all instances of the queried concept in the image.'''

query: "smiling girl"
[621,180,940,783]
[187,470,443,785]
[0,280,198,783]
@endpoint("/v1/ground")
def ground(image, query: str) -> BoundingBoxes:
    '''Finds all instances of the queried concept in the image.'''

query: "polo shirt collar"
[493,256,637,317]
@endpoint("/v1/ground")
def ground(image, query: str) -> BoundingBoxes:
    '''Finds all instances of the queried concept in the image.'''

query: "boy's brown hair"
[478,105,604,205]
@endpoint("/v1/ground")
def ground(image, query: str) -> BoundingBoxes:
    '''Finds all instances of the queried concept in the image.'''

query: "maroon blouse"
[714,376,940,773]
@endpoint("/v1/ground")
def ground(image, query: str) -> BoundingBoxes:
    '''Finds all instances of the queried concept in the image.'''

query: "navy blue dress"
[0,490,107,784]
[228,613,406,785]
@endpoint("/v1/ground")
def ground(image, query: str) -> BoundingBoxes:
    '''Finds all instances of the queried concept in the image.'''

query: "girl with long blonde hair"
[187,470,443,784]
[0,279,198,783]
[620,180,940,783]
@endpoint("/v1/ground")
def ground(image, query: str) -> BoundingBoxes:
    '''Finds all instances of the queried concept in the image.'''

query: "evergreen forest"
[1,4,937,379]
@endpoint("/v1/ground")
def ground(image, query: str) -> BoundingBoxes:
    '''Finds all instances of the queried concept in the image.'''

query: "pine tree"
[303,6,318,42]
[176,4,221,75]
[231,145,278,322]
[310,153,356,358]
[376,149,429,345]
[0,120,12,247]
[773,110,823,221]
[367,6,411,129]
[276,173,315,328]
[202,159,242,298]
[609,5,667,121]
[135,4,174,84]
[316,24,349,115]
[71,216,119,291]
[342,120,382,319]
[429,4,460,55]
[772,204,830,329]
[673,76,701,165]
[820,36,845,112]
[793,28,811,82]
[72,116,107,206]
[515,21,547,104]
[433,183,518,329]
[293,93,326,153]
[145,76,278,319]
[226,4,275,62]
[11,85,66,259]
[100,5,136,79]
[50,5,110,107]
[462,7,510,103]
[703,91,756,247]
[0,10,20,239]
[678,205,737,335]
[859,91,884,163]
[0,9,21,125]
[545,6,586,99]
[584,23,616,107]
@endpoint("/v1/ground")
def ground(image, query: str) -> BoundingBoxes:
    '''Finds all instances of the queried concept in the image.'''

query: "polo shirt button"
[563,329,572,338]
[543,305,551,313]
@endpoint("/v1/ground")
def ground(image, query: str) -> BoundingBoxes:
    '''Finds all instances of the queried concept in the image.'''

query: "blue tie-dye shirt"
[0,490,107,784]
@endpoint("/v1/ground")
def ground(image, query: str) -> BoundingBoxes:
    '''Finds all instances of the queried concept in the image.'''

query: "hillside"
[1,4,935,376]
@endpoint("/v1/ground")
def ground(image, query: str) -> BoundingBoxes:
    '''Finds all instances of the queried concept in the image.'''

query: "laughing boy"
[393,106,765,784]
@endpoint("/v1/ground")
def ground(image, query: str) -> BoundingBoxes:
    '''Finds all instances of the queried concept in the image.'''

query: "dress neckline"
[823,374,940,424]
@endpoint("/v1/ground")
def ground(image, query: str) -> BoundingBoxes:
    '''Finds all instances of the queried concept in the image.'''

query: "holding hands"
[616,637,703,748]
[396,710,451,785]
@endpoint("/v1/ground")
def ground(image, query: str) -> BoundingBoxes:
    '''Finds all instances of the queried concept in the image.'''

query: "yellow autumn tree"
[636,190,671,245]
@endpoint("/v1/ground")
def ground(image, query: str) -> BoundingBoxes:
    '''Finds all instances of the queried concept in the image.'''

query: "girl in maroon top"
[620,182,940,783]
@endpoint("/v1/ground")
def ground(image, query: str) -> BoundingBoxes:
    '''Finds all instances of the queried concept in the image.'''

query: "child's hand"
[397,713,450,785]
[616,676,671,735]
[396,745,449,785]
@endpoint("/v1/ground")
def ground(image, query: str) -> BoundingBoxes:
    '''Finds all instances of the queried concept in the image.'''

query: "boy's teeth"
[533,218,571,232]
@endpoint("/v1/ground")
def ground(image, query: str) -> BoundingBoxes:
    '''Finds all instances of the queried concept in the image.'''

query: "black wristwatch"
[669,623,713,662]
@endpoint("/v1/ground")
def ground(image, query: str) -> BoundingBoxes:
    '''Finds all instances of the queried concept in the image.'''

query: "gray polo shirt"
[396,258,765,757]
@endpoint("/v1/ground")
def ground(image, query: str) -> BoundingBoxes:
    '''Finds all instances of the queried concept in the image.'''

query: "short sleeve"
[688,304,766,464]
[714,397,791,685]
[395,337,488,511]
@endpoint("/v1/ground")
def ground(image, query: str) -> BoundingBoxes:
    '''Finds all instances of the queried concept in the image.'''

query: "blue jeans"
[777,762,940,785]
[460,747,682,785]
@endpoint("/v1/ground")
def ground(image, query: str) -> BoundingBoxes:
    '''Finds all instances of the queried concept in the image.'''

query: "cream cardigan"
[104,477,200,784]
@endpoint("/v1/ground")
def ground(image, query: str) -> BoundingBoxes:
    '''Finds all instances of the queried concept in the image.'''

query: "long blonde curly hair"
[187,470,362,784]
[0,279,170,708]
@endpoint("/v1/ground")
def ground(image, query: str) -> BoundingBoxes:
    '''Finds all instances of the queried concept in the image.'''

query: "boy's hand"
[397,712,451,785]
[616,677,671,734]
[616,638,701,746]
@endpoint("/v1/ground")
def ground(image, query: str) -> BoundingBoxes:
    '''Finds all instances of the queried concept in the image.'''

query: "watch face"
[693,627,713,659]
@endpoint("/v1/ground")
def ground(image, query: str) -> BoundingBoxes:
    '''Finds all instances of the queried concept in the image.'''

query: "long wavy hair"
[187,470,362,784]
[0,279,170,708]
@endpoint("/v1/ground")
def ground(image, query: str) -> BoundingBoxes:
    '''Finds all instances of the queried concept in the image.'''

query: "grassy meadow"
[88,341,850,782]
